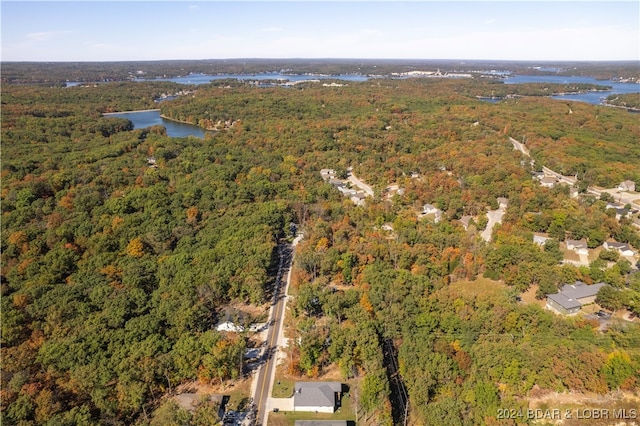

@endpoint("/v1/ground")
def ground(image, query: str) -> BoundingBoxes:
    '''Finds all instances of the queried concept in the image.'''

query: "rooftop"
[547,292,582,310]
[293,382,342,408]
[558,281,606,300]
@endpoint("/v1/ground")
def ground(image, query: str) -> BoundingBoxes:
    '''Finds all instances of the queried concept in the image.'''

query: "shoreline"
[103,109,160,114]
[159,114,217,131]
[602,102,640,113]
[102,109,218,131]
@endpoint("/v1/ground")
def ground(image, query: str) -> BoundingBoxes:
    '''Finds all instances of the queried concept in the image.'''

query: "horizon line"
[3,58,640,63]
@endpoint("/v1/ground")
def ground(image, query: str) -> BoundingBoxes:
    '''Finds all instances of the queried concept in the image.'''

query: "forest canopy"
[2,69,639,425]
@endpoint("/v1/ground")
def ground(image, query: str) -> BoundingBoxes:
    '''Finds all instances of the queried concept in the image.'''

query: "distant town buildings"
[320,169,369,206]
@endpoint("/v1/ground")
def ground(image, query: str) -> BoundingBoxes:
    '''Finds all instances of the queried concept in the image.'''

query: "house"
[381,223,394,232]
[533,233,550,246]
[566,239,588,255]
[459,215,473,230]
[497,197,509,208]
[295,421,348,426]
[615,208,631,220]
[546,281,607,315]
[531,171,545,180]
[293,382,342,413]
[618,180,636,192]
[328,178,345,188]
[350,192,367,206]
[423,204,440,215]
[320,169,336,180]
[421,203,443,223]
[540,176,558,188]
[606,202,625,210]
[569,187,579,198]
[546,292,583,315]
[216,321,244,333]
[603,241,637,257]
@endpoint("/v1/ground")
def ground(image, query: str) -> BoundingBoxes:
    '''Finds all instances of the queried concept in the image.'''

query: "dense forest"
[2,69,640,425]
[606,93,640,110]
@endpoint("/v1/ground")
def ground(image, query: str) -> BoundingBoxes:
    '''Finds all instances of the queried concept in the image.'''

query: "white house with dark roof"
[293,382,342,413]
[603,241,637,257]
[421,203,443,223]
[546,281,607,315]
[566,239,588,255]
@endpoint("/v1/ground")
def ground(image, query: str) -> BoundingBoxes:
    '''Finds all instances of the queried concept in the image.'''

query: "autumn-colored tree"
[126,237,145,258]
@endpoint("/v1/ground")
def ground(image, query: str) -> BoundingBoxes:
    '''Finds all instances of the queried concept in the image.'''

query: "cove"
[105,109,207,139]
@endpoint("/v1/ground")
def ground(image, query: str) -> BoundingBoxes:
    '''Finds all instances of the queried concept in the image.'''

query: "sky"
[1,1,639,62]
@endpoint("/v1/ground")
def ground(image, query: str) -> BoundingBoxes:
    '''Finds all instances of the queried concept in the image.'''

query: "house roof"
[566,239,587,249]
[533,233,550,242]
[540,176,557,184]
[547,292,582,310]
[423,203,439,211]
[605,241,630,250]
[558,282,606,300]
[293,382,341,408]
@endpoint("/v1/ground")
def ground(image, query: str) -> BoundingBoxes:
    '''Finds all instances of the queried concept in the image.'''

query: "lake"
[505,75,640,105]
[137,72,369,85]
[105,110,206,138]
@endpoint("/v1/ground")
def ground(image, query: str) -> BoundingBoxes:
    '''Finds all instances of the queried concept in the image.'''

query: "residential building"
[618,180,636,192]
[540,176,558,188]
[320,169,336,180]
[603,241,637,257]
[566,239,588,255]
[546,281,607,315]
[459,215,473,230]
[533,233,550,246]
[293,382,343,413]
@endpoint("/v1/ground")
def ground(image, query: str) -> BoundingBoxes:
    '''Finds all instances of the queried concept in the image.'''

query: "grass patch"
[272,377,295,398]
[224,378,253,411]
[446,277,506,298]
[267,393,355,426]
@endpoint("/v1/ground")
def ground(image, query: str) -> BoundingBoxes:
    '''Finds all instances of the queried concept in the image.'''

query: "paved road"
[509,136,530,157]
[347,172,375,197]
[481,201,507,242]
[253,235,301,425]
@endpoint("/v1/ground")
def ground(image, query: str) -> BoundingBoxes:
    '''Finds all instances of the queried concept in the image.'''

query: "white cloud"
[26,31,72,42]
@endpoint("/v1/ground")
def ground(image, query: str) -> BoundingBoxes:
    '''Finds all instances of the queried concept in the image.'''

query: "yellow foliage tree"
[126,237,145,258]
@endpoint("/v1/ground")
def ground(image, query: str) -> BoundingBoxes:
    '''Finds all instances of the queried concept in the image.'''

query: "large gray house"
[293,382,343,413]
[546,281,606,315]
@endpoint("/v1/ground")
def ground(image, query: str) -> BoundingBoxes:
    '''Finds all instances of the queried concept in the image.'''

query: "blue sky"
[2,1,638,61]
